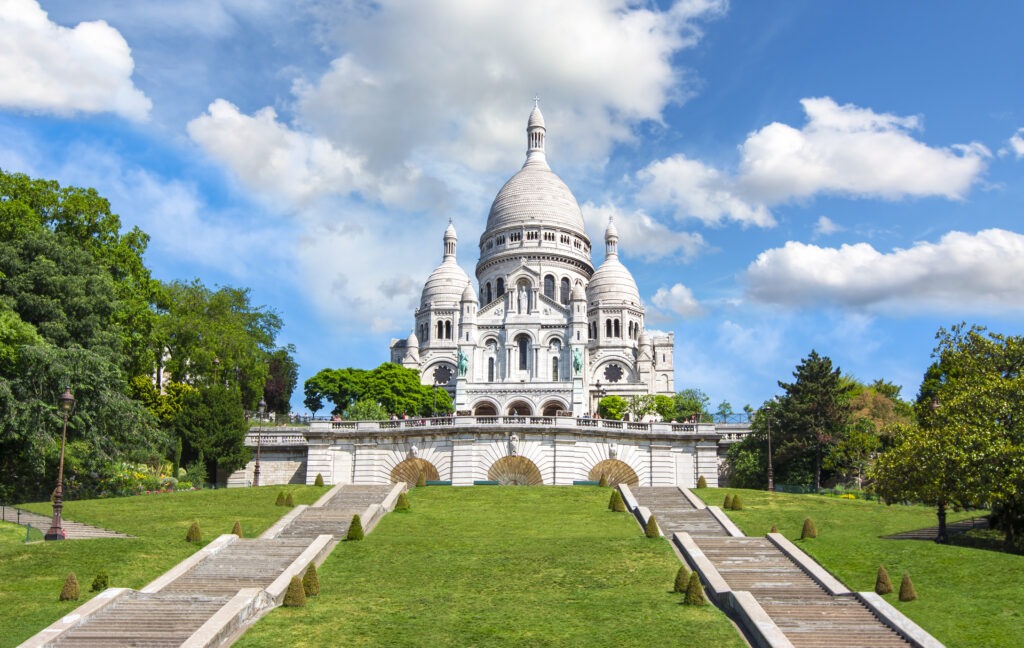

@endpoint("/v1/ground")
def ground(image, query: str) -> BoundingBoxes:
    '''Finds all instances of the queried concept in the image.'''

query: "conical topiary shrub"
[696,475,707,489]
[231,520,243,537]
[275,491,286,506]
[800,517,817,539]
[769,524,779,534]
[645,515,661,538]
[59,572,79,601]
[285,491,295,507]
[899,572,917,601]
[186,521,202,543]
[673,564,691,593]
[723,494,734,509]
[346,514,364,541]
[416,472,426,488]
[875,565,893,595]
[611,490,627,512]
[731,494,744,511]
[90,570,108,592]
[302,563,320,597]
[314,473,325,487]
[598,473,609,488]
[683,572,706,606]
[395,491,411,511]
[283,575,306,607]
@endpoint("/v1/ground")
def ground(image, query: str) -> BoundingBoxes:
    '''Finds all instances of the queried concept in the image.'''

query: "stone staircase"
[632,487,917,648]
[1,506,132,540]
[50,592,229,647]
[632,487,729,537]
[25,483,401,647]
[277,485,393,540]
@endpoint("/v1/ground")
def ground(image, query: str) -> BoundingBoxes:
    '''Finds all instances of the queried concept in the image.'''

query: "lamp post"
[595,380,607,416]
[45,387,75,541]
[433,380,439,418]
[253,398,266,487]
[930,396,947,543]
[764,402,774,492]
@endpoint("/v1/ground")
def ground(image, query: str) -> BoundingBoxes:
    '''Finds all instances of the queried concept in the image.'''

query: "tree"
[304,364,451,418]
[776,351,852,490]
[626,394,655,421]
[597,395,627,420]
[672,388,711,422]
[715,400,734,422]
[873,324,1024,546]
[653,394,675,421]
[345,399,388,421]
[264,346,299,417]
[170,385,250,484]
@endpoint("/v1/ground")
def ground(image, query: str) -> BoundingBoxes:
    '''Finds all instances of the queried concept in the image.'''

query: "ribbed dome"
[421,221,470,309]
[588,256,640,306]
[421,259,469,309]
[461,282,477,303]
[485,164,586,233]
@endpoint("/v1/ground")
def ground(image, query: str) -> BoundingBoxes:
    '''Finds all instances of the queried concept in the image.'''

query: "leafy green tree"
[776,350,852,490]
[626,394,655,420]
[345,399,388,421]
[597,395,627,420]
[170,385,249,484]
[873,324,1024,546]
[653,394,675,421]
[304,364,451,418]
[715,400,734,422]
[672,388,711,422]
[264,346,299,417]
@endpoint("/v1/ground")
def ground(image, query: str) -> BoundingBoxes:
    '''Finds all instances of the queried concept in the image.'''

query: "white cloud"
[738,97,989,203]
[652,283,702,317]
[813,215,842,237]
[186,99,370,206]
[582,202,706,261]
[1007,128,1024,159]
[0,0,151,120]
[745,229,1024,314]
[636,155,774,227]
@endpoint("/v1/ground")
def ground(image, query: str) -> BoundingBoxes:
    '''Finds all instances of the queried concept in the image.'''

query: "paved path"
[27,484,396,647]
[634,487,913,648]
[1,506,132,540]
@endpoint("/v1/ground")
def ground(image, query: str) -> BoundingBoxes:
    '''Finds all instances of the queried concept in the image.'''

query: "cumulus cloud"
[636,155,774,227]
[813,216,842,237]
[1006,128,1024,159]
[652,283,702,317]
[582,202,706,261]
[738,97,989,203]
[0,0,151,120]
[187,99,370,206]
[634,97,989,228]
[745,229,1024,313]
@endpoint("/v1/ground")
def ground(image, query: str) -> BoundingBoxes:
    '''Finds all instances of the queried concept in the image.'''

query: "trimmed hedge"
[800,517,817,540]
[644,515,661,538]
[186,521,202,543]
[314,473,325,487]
[90,570,108,592]
[395,491,411,511]
[683,572,706,606]
[231,520,243,537]
[283,575,306,607]
[875,565,893,595]
[673,565,690,593]
[59,572,79,601]
[303,563,320,597]
[899,572,917,601]
[346,514,364,541]
[696,475,707,489]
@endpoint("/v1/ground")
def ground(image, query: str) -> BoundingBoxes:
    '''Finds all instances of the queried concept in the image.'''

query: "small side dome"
[588,256,640,306]
[421,223,470,309]
[571,282,587,301]
[638,331,651,347]
[461,281,477,303]
[407,329,419,347]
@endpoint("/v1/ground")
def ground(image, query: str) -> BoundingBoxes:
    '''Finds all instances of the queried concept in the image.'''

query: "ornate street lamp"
[45,387,75,541]
[253,398,266,487]
[765,402,774,493]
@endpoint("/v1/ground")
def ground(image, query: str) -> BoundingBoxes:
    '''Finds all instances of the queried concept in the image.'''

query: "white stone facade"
[390,103,675,416]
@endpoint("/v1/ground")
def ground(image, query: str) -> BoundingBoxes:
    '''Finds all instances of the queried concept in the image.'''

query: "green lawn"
[2,486,324,647]
[696,487,1024,648]
[235,487,746,648]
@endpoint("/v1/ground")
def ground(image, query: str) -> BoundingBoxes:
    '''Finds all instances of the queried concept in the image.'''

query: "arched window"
[497,278,505,298]
[485,282,492,304]
[544,275,555,299]
[517,335,529,371]
[436,321,444,339]
[488,357,495,381]
[614,319,620,338]
[560,278,570,304]
[606,319,612,338]
[444,321,452,339]
[551,357,559,381]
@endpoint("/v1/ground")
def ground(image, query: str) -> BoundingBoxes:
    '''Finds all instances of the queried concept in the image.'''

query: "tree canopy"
[304,363,453,418]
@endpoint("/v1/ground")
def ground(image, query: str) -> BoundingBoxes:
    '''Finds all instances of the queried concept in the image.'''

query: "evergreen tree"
[683,572,706,606]
[346,514,364,541]
[302,563,320,597]
[644,515,660,538]
[673,565,690,593]
[283,575,306,607]
[800,517,817,539]
[875,565,893,595]
[59,572,80,601]
[899,573,917,601]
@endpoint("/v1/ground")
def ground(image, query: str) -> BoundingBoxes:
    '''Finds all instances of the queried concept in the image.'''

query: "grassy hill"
[235,486,745,647]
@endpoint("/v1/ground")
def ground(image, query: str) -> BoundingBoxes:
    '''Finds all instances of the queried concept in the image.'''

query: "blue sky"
[2,0,1022,413]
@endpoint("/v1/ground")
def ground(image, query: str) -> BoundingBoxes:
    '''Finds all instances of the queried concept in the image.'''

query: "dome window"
[543,231,555,242]
[497,278,505,298]
[559,278,570,304]
[544,275,555,299]
[526,230,538,241]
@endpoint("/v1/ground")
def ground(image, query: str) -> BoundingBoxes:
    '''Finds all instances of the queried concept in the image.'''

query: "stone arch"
[391,458,440,486]
[506,399,533,416]
[588,459,639,487]
[472,399,499,416]
[540,399,567,416]
[488,455,543,485]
